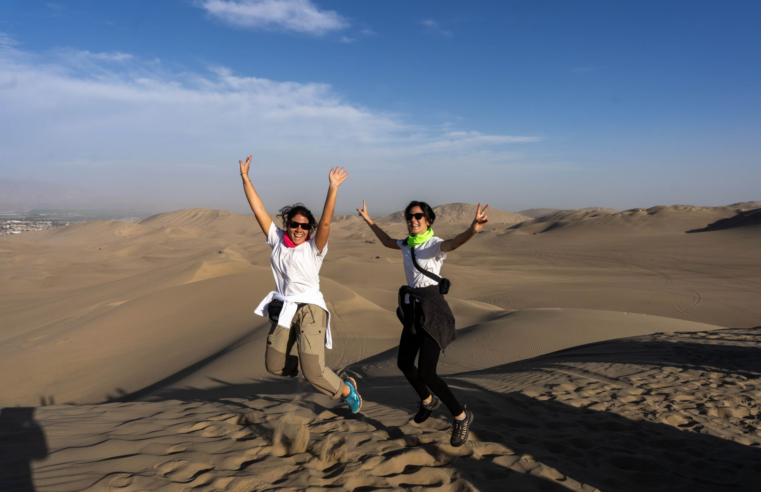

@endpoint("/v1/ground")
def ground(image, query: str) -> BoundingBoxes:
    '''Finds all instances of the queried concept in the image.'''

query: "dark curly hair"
[404,200,436,226]
[278,203,317,234]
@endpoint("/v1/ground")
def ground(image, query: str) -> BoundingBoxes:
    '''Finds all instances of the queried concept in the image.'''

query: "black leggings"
[396,312,463,417]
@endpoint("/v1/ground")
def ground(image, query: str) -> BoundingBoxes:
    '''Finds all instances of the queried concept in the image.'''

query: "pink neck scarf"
[284,233,310,248]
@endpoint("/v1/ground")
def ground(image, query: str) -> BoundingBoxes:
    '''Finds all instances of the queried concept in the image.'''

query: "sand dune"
[355,309,722,378]
[516,207,563,218]
[688,207,761,232]
[7,324,760,491]
[374,202,530,226]
[511,203,758,235]
[433,203,531,225]
[730,200,761,210]
[140,208,269,236]
[517,207,621,220]
[26,220,148,244]
[1,201,760,491]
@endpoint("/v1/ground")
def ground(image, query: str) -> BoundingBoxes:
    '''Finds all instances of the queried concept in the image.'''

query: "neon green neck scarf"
[407,227,434,247]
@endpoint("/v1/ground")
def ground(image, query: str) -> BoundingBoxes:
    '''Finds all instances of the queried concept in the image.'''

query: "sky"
[0,0,759,215]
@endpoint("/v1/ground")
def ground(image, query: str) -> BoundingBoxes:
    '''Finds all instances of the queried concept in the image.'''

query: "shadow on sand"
[472,326,761,381]
[119,327,761,491]
[687,208,761,232]
[0,407,48,492]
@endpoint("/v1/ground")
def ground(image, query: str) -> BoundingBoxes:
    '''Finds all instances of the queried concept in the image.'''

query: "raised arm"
[441,203,489,253]
[314,167,349,253]
[239,155,273,236]
[357,200,401,250]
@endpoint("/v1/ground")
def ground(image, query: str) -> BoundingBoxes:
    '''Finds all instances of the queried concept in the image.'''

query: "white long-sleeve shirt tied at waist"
[254,289,333,349]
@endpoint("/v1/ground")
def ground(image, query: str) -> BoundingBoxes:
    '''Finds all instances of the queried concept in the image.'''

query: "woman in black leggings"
[357,200,488,447]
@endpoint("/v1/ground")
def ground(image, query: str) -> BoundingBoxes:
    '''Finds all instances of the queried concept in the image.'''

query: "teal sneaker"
[343,377,362,414]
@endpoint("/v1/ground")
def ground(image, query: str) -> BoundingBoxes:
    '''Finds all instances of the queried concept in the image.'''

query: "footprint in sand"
[371,447,440,477]
[156,459,186,477]
[200,424,230,437]
[206,412,240,423]
[166,442,192,454]
[155,459,215,483]
[108,473,134,488]
[177,421,211,434]
[236,411,267,426]
[221,449,265,471]
[318,435,347,464]
[271,417,311,456]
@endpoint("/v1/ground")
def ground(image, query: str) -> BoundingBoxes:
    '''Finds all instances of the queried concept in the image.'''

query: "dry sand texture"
[0,202,760,491]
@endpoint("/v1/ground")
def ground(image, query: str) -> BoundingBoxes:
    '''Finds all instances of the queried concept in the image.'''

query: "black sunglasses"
[288,221,311,230]
[405,213,426,221]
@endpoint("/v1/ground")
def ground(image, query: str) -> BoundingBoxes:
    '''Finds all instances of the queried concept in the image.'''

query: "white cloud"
[46,3,64,15]
[199,0,348,35]
[340,27,376,44]
[0,45,537,157]
[0,44,541,211]
[442,131,540,145]
[0,32,20,48]
[420,18,453,37]
[55,49,134,63]
[82,51,133,62]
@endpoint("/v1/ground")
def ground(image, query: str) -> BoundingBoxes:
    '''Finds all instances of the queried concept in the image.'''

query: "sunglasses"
[405,213,426,221]
[288,221,311,230]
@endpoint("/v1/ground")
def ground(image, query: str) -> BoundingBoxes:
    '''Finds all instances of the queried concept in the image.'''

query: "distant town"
[0,210,148,236]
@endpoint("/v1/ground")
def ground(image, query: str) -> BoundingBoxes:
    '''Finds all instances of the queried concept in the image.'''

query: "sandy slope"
[1,202,760,491]
[516,208,563,218]
[517,207,621,220]
[5,324,760,492]
[510,204,753,235]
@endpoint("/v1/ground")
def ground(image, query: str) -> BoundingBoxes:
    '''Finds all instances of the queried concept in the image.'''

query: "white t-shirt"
[267,223,327,295]
[397,237,447,298]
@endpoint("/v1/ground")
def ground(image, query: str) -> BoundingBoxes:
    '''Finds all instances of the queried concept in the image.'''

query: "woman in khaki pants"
[239,155,362,414]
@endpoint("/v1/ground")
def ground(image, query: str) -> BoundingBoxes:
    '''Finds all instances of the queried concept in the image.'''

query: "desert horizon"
[1,198,760,490]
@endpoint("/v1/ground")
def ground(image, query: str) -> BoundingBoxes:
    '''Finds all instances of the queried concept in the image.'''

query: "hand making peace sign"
[472,203,489,233]
[239,155,252,176]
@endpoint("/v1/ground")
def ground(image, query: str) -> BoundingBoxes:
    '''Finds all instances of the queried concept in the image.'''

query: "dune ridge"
[518,206,621,219]
[510,203,760,235]
[373,202,530,226]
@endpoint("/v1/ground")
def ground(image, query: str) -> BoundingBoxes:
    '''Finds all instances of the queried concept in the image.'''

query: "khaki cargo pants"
[264,303,343,399]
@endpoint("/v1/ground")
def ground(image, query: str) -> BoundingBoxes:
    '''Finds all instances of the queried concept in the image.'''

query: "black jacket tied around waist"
[397,284,456,351]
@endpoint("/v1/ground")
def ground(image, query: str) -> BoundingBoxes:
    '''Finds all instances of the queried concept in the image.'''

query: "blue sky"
[0,0,759,214]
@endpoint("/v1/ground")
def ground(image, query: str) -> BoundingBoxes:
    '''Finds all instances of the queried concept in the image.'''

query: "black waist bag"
[411,246,451,295]
[267,299,284,323]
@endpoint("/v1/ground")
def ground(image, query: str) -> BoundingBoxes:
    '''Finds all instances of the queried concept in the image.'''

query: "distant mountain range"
[517,207,621,219]
[118,201,761,238]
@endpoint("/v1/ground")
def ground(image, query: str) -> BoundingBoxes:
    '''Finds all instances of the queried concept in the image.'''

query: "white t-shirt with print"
[267,222,327,295]
[397,237,447,302]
